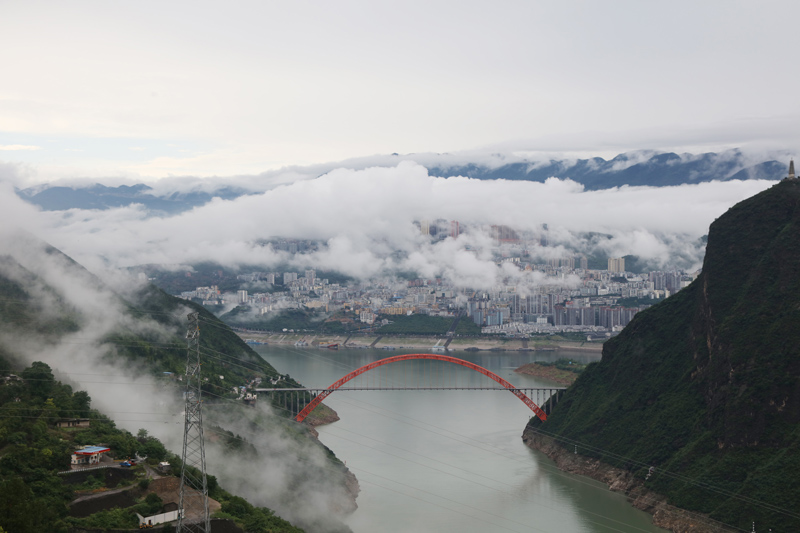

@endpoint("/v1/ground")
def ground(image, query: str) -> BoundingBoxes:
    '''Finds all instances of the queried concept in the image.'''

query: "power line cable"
[201,382,746,533]
[282,344,796,523]
[0,326,784,527]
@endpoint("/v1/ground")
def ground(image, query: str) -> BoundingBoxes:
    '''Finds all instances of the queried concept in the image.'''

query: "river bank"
[301,405,361,514]
[515,362,581,386]
[521,428,736,533]
[238,331,604,353]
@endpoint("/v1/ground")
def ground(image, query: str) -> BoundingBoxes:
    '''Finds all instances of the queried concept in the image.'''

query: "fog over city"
[0,160,776,288]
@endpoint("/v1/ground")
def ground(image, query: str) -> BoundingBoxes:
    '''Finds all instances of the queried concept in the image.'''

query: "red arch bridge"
[253,353,566,422]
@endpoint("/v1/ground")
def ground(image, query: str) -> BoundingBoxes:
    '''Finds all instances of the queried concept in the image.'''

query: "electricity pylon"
[177,312,210,532]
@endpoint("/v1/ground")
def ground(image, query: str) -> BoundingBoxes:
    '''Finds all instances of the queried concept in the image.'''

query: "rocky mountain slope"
[524,178,800,531]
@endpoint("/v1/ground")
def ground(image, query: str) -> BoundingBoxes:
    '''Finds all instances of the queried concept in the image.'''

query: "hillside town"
[177,251,698,338]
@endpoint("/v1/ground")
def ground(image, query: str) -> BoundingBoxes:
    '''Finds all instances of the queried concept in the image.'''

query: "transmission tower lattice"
[177,312,210,532]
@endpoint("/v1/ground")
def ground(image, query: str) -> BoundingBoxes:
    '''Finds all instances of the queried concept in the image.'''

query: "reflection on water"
[255,345,667,533]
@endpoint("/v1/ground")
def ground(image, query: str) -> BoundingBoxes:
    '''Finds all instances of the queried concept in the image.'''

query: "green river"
[255,344,668,533]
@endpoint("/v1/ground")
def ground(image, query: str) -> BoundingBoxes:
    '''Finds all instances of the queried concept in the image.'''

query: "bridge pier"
[260,389,315,419]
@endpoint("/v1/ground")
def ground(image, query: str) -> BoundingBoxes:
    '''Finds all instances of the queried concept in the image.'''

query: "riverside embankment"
[238,331,603,353]
[521,429,736,533]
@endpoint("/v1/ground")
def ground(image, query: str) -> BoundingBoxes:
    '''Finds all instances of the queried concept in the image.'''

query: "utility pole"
[177,312,210,532]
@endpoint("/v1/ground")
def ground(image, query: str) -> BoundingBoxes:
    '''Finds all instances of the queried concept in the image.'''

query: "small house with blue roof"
[71,445,111,466]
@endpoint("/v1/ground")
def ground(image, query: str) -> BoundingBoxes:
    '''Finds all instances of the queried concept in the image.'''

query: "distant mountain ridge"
[16,149,787,214]
[16,182,249,214]
[429,150,786,189]
[524,178,800,531]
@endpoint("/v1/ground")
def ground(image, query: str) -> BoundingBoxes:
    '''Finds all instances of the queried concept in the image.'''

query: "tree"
[0,477,65,533]
[20,362,54,400]
[72,390,91,417]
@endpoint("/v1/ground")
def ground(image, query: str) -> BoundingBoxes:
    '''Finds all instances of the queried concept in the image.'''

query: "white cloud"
[0,144,41,151]
[0,161,775,289]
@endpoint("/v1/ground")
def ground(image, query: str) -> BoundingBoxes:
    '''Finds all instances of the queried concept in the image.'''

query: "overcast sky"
[1,0,799,182]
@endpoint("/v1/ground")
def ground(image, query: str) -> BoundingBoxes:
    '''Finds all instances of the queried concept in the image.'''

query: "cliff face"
[524,180,800,531]
[692,181,800,448]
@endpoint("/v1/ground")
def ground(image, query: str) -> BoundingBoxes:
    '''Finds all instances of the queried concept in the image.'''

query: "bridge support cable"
[294,353,549,423]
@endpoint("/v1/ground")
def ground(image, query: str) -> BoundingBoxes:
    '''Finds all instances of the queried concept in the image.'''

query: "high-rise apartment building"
[608,257,626,273]
[450,220,460,239]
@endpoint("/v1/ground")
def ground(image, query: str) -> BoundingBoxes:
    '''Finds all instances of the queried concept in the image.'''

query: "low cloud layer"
[2,162,776,288]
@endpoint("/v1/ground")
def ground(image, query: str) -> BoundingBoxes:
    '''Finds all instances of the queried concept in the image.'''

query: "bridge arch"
[295,353,548,423]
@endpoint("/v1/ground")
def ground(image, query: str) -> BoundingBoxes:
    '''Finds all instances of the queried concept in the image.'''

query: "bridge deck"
[255,386,567,392]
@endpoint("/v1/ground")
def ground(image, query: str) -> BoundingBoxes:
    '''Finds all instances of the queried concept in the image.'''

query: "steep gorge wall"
[525,180,800,531]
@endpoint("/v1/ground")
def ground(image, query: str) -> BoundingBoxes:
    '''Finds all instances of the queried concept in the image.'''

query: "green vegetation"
[0,243,347,532]
[536,359,587,374]
[532,332,592,343]
[221,307,354,333]
[0,361,90,532]
[518,359,587,385]
[530,180,800,531]
[377,314,481,335]
[128,286,322,418]
[141,262,352,296]
[216,495,305,533]
[141,261,241,294]
[621,254,647,274]
[0,360,309,532]
[615,296,661,308]
[0,257,80,337]
[66,507,140,530]
[125,284,281,383]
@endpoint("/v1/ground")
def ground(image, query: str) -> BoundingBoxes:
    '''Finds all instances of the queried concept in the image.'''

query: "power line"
[263,346,762,530]
[197,369,741,532]
[0,345,784,526]
[177,311,210,533]
[0,368,745,533]
[197,392,662,533]
[527,425,800,521]
[0,327,786,528]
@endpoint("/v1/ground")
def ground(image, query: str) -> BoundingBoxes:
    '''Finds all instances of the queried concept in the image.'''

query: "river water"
[255,345,667,533]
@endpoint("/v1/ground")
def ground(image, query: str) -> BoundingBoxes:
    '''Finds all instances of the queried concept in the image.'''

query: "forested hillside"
[0,361,306,532]
[0,233,355,532]
[525,179,800,531]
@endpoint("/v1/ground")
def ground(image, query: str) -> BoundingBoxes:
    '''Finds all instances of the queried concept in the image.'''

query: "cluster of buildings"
[178,259,698,336]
